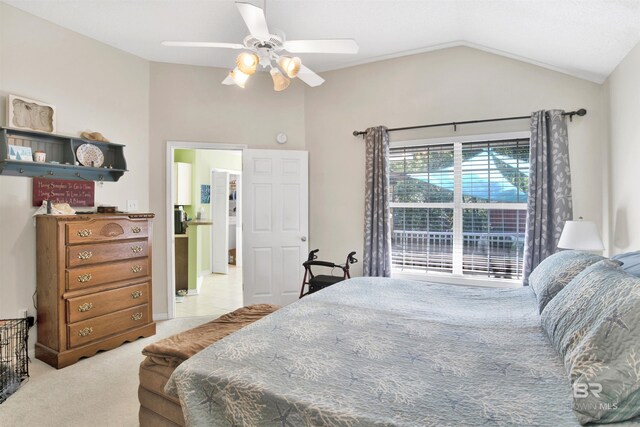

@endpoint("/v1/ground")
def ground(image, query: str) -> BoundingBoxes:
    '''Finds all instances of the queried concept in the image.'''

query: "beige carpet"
[0,316,217,427]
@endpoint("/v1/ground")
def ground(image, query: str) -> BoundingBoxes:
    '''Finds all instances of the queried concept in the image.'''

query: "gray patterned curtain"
[363,126,391,277]
[523,110,573,284]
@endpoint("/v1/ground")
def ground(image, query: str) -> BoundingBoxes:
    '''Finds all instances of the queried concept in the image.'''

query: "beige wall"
[604,42,640,253]
[0,4,619,322]
[305,46,608,275]
[0,4,150,320]
[149,62,306,317]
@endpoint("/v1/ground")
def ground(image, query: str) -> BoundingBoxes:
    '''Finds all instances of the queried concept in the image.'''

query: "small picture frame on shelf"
[8,145,33,161]
[7,94,56,134]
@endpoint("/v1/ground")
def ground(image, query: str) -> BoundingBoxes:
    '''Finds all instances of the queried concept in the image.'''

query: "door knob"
[301,236,307,242]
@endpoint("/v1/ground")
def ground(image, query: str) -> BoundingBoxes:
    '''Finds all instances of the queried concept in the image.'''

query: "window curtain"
[363,126,392,277]
[523,110,573,284]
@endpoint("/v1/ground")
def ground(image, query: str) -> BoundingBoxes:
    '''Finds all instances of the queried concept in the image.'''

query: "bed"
[138,304,280,426]
[163,250,640,426]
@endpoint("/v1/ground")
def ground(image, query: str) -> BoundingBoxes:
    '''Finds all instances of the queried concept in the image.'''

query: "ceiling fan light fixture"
[278,56,301,78]
[236,52,259,75]
[230,68,250,88]
[163,1,357,90]
[270,68,290,91]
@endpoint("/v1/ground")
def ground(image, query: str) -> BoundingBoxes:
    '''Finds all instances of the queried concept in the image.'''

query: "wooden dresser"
[35,213,156,368]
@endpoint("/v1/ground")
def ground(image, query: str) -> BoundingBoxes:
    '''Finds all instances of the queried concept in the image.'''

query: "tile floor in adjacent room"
[176,265,243,318]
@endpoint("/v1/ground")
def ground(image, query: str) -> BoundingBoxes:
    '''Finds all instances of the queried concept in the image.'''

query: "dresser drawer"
[66,258,149,291]
[66,218,149,244]
[66,240,148,267]
[66,282,149,323]
[67,304,150,349]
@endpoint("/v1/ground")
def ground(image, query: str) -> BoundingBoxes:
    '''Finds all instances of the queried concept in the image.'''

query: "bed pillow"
[528,250,605,313]
[541,259,640,425]
[612,251,640,277]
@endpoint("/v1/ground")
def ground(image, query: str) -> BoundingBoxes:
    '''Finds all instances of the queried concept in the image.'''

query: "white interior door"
[212,171,230,274]
[243,149,308,306]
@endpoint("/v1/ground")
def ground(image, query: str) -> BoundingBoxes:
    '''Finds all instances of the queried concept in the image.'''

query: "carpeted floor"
[0,316,216,427]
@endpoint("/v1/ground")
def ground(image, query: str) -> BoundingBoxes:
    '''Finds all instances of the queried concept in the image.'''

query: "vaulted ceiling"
[5,0,640,83]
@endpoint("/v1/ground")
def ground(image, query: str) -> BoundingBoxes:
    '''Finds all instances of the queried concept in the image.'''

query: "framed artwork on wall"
[7,94,57,134]
[32,177,95,207]
[8,145,33,161]
[201,184,211,204]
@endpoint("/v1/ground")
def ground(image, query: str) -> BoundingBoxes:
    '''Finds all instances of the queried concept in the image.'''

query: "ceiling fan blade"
[222,74,235,85]
[162,41,244,49]
[283,39,359,54]
[296,64,325,87]
[236,2,270,40]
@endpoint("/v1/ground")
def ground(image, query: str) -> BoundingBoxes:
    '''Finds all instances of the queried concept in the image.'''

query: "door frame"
[165,141,247,319]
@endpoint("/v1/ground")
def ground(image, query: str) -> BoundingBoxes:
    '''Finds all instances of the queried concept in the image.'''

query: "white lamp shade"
[270,68,290,91]
[236,52,258,75]
[558,220,604,251]
[229,68,250,88]
[278,56,301,78]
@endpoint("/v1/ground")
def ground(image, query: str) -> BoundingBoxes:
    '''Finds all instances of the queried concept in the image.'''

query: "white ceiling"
[5,0,640,83]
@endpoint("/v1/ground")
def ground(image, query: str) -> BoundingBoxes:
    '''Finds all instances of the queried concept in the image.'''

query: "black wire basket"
[0,318,30,404]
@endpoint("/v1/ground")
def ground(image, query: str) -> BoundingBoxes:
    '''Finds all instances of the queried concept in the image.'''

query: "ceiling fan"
[162,1,359,91]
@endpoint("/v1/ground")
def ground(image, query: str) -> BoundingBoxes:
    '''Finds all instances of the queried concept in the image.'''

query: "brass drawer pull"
[78,250,93,260]
[77,273,92,283]
[78,327,93,337]
[131,245,143,253]
[131,226,142,234]
[131,290,143,299]
[77,229,92,238]
[131,312,143,321]
[131,265,142,273]
[78,302,93,312]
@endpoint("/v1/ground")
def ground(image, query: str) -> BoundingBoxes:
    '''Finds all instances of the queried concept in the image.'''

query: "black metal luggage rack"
[0,318,31,404]
[299,249,358,298]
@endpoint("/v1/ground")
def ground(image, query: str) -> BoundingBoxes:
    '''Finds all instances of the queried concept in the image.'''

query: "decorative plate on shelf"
[76,143,104,167]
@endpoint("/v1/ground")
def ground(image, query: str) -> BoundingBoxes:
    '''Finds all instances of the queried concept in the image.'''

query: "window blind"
[390,138,529,280]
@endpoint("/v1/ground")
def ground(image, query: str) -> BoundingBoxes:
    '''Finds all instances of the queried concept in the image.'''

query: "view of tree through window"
[390,138,529,280]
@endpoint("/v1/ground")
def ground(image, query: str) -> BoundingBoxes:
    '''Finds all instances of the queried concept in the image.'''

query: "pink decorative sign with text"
[32,178,95,207]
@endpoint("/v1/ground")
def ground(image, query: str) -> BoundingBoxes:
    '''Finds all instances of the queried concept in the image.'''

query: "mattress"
[165,277,607,426]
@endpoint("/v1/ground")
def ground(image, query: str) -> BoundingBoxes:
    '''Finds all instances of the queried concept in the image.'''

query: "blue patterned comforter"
[165,277,634,426]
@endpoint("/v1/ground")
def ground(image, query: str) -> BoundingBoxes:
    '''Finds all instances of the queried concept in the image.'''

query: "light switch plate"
[126,199,138,212]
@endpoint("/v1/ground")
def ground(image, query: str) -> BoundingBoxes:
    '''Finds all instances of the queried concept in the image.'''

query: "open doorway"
[210,168,242,275]
[166,141,247,319]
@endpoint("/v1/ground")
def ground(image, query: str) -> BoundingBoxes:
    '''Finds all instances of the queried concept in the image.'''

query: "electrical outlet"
[18,308,28,318]
[126,199,138,212]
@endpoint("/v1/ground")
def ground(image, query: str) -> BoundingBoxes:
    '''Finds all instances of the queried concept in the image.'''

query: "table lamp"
[557,217,604,251]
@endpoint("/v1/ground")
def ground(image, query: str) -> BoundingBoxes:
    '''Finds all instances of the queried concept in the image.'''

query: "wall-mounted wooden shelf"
[0,127,128,182]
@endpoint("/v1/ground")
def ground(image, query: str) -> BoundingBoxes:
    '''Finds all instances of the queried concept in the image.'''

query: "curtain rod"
[352,108,587,137]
